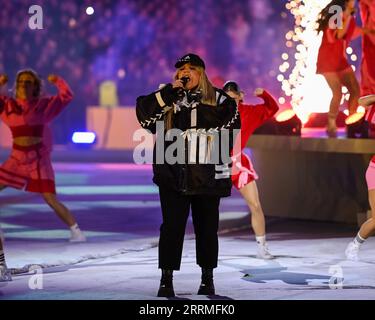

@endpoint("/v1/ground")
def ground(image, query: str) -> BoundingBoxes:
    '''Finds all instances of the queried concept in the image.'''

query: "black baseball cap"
[175,53,206,69]
[223,81,241,94]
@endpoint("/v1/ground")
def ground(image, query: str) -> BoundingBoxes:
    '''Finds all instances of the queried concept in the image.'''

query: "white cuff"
[155,91,166,108]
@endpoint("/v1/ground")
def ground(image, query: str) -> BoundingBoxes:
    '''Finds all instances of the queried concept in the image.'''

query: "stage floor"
[301,127,346,138]
[0,163,374,300]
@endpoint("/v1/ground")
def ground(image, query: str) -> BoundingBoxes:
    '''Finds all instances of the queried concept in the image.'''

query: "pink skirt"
[231,152,259,190]
[0,143,56,194]
[366,161,375,191]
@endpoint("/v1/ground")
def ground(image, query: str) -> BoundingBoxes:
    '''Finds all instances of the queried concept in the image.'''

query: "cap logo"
[175,54,205,69]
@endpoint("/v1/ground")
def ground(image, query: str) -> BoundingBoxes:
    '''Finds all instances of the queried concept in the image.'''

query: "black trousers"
[158,187,221,270]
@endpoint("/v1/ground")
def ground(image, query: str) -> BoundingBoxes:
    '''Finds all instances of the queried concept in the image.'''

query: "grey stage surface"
[0,162,374,300]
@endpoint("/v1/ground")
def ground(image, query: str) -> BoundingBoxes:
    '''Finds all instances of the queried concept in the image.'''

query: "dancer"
[316,0,374,137]
[136,53,240,297]
[359,0,375,96]
[223,81,279,260]
[0,70,86,281]
[345,94,375,261]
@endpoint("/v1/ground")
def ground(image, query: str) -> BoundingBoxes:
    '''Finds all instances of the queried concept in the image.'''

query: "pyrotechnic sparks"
[279,0,358,124]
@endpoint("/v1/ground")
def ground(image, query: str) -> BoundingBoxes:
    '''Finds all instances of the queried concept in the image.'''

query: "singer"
[136,53,240,297]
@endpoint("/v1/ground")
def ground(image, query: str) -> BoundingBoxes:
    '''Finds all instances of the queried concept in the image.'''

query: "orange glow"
[345,112,365,125]
[276,109,296,122]
[295,110,310,125]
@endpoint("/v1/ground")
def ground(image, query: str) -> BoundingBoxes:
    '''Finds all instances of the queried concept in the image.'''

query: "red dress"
[0,77,73,193]
[231,91,279,190]
[360,0,375,95]
[316,16,356,74]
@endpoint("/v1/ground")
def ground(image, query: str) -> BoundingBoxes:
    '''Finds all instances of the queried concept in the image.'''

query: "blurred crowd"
[0,0,289,143]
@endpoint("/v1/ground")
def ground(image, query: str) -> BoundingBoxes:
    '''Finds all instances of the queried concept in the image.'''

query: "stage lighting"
[345,112,368,139]
[275,109,302,136]
[303,111,347,128]
[99,81,118,108]
[252,117,278,135]
[86,6,94,15]
[72,132,97,144]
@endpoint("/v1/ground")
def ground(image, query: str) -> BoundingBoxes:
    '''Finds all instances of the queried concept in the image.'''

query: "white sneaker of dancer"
[256,243,274,260]
[0,265,12,282]
[345,241,360,261]
[69,229,86,243]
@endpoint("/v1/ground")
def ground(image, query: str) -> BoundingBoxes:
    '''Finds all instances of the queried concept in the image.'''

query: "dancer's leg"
[42,193,85,242]
[323,72,343,137]
[340,68,360,115]
[239,181,265,236]
[346,163,375,260]
[239,181,274,259]
[358,189,375,239]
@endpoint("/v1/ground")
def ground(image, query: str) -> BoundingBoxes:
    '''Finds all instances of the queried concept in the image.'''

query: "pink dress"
[365,102,375,190]
[0,77,73,193]
[231,91,279,190]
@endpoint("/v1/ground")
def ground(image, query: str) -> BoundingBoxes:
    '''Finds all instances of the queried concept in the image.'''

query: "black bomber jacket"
[136,84,241,197]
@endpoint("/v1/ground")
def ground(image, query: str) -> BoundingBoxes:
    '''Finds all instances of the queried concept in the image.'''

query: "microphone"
[173,76,189,101]
[180,76,190,88]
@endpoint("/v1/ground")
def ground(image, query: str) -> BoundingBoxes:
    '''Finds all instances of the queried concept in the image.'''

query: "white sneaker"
[345,241,360,261]
[256,243,275,260]
[69,230,86,243]
[0,265,12,282]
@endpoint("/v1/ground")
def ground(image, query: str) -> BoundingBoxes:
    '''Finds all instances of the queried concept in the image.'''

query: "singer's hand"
[254,88,264,96]
[160,83,183,105]
[172,79,185,89]
[0,74,8,86]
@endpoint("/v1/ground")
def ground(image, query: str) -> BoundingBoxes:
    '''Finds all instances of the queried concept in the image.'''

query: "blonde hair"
[165,66,216,130]
[173,66,216,106]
